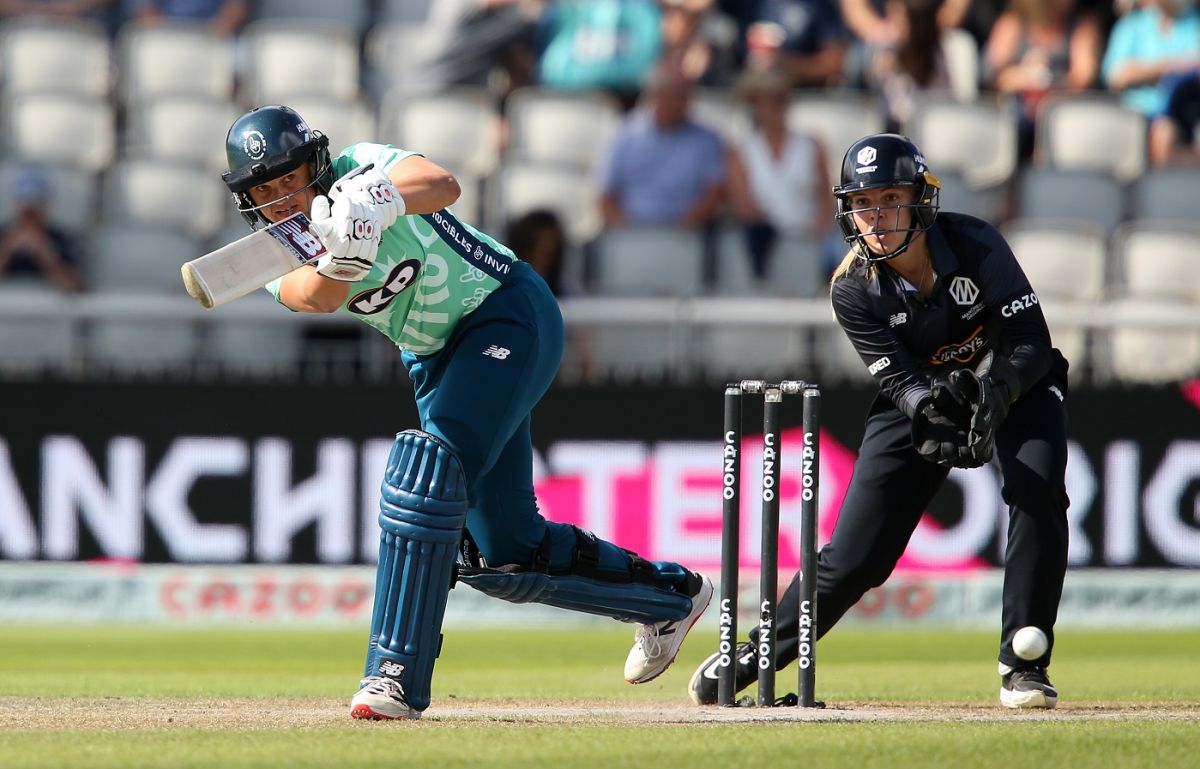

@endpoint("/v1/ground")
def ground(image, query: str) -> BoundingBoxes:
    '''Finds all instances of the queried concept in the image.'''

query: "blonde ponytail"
[829,248,871,291]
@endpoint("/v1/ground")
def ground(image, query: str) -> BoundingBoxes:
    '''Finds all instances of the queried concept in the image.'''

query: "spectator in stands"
[126,0,248,36]
[742,0,848,87]
[538,0,663,101]
[727,66,832,281]
[1103,0,1200,166]
[0,168,84,292]
[415,0,544,101]
[840,0,971,88]
[0,0,115,29]
[862,0,962,131]
[660,0,728,85]
[507,209,568,295]
[985,0,1103,159]
[597,64,727,229]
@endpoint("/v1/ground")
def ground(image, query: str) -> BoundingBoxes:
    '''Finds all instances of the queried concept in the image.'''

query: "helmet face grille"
[832,133,941,261]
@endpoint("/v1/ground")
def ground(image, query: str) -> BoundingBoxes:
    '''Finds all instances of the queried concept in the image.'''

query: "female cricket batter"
[689,133,1069,709]
[221,105,712,720]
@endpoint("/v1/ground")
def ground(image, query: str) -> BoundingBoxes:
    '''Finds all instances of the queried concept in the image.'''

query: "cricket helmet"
[832,133,941,261]
[222,105,332,227]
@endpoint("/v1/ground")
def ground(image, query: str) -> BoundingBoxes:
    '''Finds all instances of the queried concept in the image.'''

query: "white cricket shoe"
[999,662,1058,709]
[350,675,422,720]
[624,573,714,684]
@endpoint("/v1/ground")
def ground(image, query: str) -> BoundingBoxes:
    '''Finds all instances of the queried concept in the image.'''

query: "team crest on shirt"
[948,276,979,306]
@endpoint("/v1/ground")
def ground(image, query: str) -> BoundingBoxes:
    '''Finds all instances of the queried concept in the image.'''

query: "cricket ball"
[1012,626,1048,660]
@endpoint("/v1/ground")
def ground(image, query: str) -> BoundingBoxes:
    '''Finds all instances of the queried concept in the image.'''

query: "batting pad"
[457,567,693,624]
[365,430,468,712]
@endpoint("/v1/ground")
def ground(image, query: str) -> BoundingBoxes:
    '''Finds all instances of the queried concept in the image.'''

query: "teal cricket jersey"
[265,142,518,355]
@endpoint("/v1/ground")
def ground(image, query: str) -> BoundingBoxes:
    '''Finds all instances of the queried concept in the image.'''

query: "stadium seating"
[377,0,435,22]
[102,160,226,241]
[905,95,1018,191]
[252,0,371,34]
[0,282,76,373]
[117,22,235,104]
[364,22,432,99]
[1129,168,1200,223]
[491,162,602,244]
[282,95,377,152]
[1037,94,1146,182]
[0,161,97,234]
[2,93,115,173]
[1014,169,1125,234]
[1105,224,1200,383]
[88,225,199,294]
[691,88,751,142]
[506,88,623,170]
[592,227,705,297]
[0,19,111,99]
[205,299,303,377]
[787,91,886,182]
[241,21,359,102]
[383,88,500,178]
[125,95,239,172]
[934,170,1007,224]
[1003,220,1108,370]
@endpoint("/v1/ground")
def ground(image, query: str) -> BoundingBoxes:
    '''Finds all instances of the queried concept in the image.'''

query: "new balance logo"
[888,312,907,327]
[482,345,511,360]
[379,660,405,678]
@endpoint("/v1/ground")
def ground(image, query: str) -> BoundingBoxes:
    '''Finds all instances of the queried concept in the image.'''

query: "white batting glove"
[309,194,382,282]
[332,167,405,230]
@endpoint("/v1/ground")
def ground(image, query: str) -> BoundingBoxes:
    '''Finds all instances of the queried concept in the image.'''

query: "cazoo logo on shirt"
[1001,292,1039,318]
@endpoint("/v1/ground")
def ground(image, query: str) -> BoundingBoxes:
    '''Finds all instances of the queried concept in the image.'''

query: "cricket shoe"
[624,572,714,684]
[350,675,422,720]
[999,663,1058,709]
[687,641,757,705]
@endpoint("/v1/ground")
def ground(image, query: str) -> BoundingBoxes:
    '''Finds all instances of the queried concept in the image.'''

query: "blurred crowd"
[1,0,1198,300]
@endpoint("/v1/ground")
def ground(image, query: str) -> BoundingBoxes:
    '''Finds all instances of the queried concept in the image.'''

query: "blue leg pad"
[457,567,692,624]
[363,430,467,712]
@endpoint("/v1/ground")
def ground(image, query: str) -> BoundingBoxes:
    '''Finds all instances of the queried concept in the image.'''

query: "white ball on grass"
[1012,626,1048,660]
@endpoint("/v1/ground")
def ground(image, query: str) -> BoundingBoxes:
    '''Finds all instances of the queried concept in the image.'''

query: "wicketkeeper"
[690,133,1070,709]
[221,105,713,720]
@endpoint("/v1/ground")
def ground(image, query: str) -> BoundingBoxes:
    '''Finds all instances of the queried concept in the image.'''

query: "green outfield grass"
[0,626,1197,769]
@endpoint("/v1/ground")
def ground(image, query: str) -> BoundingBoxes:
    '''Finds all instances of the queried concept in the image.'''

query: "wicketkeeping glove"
[309,194,382,282]
[943,353,1022,466]
[911,396,984,469]
[332,166,405,230]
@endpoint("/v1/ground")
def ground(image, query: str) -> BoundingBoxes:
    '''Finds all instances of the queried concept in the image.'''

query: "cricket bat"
[181,212,327,309]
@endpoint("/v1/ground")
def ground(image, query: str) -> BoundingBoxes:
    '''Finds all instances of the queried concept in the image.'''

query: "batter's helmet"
[222,105,332,228]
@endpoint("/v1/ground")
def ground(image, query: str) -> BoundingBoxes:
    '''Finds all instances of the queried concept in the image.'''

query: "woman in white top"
[726,66,832,282]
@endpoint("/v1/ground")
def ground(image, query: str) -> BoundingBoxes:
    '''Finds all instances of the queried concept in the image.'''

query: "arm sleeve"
[974,226,1054,399]
[831,278,931,419]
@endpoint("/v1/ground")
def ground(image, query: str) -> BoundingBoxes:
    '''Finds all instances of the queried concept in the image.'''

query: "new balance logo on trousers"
[482,345,511,359]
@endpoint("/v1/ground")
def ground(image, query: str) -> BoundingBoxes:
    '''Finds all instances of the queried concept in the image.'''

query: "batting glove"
[333,167,405,230]
[309,194,382,282]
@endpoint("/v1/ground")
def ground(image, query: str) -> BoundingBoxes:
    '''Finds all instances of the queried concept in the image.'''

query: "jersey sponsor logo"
[482,345,511,360]
[888,312,907,327]
[949,276,979,306]
[929,325,986,365]
[346,258,421,315]
[1001,292,1039,318]
[1049,385,1064,402]
[244,130,267,160]
[867,356,891,375]
[421,210,513,283]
